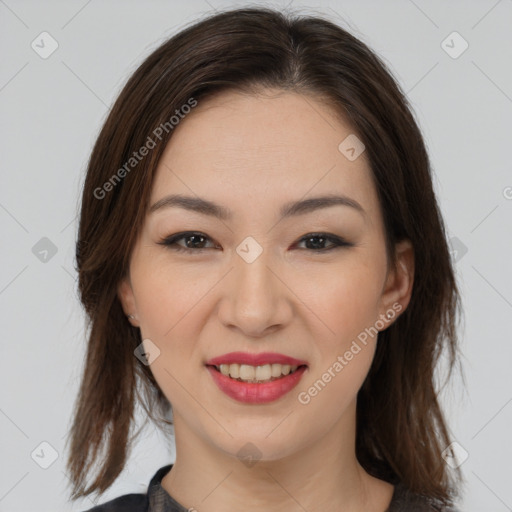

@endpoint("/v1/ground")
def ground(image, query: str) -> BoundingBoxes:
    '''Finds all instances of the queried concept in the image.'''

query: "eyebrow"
[149,193,367,221]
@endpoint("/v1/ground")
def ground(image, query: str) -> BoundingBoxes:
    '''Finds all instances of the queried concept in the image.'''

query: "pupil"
[308,236,324,249]
[187,235,204,248]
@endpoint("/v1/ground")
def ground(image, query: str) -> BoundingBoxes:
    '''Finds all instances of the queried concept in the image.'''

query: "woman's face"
[119,89,413,462]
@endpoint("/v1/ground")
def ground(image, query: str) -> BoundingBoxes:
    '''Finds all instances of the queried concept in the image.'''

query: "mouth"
[206,363,308,384]
[204,352,309,403]
[205,362,309,404]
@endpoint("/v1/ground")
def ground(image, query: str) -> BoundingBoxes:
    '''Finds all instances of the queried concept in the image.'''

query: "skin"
[118,88,414,512]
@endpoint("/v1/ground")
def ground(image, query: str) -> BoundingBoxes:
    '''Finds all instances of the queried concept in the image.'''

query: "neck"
[161,400,394,512]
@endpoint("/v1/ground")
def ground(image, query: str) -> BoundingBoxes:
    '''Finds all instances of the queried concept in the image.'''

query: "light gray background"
[1,0,511,511]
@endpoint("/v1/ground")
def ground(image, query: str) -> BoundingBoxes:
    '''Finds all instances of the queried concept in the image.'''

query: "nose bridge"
[233,240,277,306]
[219,237,291,336]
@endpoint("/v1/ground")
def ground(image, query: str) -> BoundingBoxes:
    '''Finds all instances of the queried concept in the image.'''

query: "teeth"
[217,363,299,382]
[229,363,239,379]
[239,364,255,380]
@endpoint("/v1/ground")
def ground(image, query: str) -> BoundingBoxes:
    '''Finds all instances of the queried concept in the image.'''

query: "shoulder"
[388,482,462,512]
[80,464,174,512]
[81,492,147,511]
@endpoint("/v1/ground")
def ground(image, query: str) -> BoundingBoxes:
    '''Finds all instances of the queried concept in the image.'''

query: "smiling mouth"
[207,363,307,384]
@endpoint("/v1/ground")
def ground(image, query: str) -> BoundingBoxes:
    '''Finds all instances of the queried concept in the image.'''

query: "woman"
[67,6,464,511]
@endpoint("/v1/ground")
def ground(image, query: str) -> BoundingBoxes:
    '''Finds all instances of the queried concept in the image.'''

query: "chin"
[212,430,304,466]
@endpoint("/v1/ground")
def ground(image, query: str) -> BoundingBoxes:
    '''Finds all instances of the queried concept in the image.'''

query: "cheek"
[297,267,380,414]
[295,257,384,345]
[293,257,383,405]
[132,259,211,339]
[131,265,207,405]
[130,257,221,398]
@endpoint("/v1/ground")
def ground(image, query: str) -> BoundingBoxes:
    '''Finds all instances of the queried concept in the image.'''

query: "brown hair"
[66,6,464,505]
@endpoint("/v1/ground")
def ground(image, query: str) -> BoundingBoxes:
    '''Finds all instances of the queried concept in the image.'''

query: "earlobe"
[117,277,139,326]
[396,239,414,304]
[380,239,415,323]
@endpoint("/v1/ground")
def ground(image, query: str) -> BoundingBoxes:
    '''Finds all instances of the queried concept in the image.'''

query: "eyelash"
[158,231,353,254]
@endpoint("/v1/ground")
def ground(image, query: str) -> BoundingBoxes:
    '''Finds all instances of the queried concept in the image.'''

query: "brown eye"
[295,233,352,251]
[158,232,218,253]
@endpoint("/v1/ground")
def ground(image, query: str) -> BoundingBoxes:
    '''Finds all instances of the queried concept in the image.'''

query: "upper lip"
[205,352,308,367]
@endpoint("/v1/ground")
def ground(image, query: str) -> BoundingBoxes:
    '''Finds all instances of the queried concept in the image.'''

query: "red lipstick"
[205,352,308,404]
[205,352,307,367]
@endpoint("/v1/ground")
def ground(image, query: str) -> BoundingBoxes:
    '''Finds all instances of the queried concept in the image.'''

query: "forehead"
[151,89,379,224]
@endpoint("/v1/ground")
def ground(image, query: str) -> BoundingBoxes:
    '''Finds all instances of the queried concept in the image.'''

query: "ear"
[378,239,414,325]
[117,275,140,327]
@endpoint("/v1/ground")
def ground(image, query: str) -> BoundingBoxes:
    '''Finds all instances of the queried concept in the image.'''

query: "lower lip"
[206,365,307,404]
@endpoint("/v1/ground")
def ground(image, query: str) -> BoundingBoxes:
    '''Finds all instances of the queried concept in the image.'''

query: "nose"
[217,248,293,338]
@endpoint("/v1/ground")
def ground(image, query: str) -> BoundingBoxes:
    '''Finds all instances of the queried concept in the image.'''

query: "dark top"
[83,464,460,511]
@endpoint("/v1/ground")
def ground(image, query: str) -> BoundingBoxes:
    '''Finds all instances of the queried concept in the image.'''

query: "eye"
[294,233,352,252]
[158,231,352,254]
[158,231,218,253]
